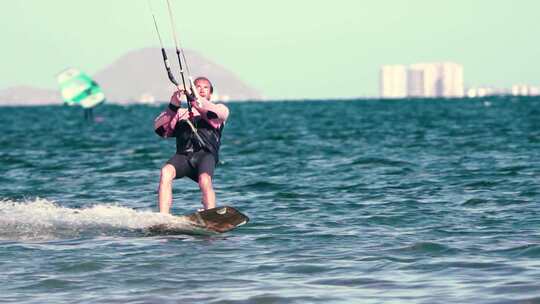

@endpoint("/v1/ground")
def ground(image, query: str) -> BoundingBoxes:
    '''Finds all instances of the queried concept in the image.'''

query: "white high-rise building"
[406,67,424,98]
[407,63,439,98]
[380,65,407,99]
[439,62,464,98]
[512,84,540,96]
[405,62,464,98]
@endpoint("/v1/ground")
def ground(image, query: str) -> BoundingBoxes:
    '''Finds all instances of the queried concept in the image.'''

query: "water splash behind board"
[0,198,194,241]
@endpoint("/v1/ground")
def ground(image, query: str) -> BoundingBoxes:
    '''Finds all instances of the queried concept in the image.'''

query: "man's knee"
[160,164,176,182]
[198,173,213,190]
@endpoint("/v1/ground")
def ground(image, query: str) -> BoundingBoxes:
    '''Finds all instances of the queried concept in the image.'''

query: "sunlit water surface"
[1,97,539,303]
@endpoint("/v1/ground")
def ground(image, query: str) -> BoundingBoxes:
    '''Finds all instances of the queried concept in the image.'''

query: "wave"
[0,198,191,241]
[491,244,540,258]
[393,241,460,256]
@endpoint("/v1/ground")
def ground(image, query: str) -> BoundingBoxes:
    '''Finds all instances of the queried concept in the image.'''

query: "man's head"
[194,77,213,101]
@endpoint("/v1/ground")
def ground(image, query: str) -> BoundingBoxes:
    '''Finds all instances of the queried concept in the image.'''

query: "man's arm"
[191,98,229,128]
[154,91,187,137]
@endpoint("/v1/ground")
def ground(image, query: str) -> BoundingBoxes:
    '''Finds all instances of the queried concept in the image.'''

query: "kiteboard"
[147,206,249,235]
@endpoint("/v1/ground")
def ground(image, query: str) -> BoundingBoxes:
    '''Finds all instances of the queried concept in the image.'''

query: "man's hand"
[186,90,196,103]
[170,89,185,107]
[186,90,202,108]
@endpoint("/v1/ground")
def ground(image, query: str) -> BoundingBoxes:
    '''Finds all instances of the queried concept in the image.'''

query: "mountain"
[0,48,263,106]
[94,48,263,103]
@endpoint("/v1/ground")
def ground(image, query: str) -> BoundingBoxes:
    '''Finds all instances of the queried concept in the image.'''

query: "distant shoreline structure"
[2,94,539,108]
[0,48,263,106]
[380,62,540,100]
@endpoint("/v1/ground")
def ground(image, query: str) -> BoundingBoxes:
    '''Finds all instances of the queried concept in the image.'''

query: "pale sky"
[1,0,539,99]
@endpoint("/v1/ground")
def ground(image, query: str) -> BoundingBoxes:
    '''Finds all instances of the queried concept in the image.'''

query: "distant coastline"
[0,48,263,106]
[2,94,537,108]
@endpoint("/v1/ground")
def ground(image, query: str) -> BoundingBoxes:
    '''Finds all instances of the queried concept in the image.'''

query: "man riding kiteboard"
[154,77,229,214]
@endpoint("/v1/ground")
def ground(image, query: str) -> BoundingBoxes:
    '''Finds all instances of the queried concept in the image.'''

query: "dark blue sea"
[1,97,539,303]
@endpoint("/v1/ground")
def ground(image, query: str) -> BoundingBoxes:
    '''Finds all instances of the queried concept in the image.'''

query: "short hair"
[194,76,213,94]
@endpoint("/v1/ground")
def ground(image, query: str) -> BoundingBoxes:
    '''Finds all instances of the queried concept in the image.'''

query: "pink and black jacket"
[154,96,229,162]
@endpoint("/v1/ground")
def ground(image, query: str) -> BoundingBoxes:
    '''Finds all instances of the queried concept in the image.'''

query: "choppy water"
[1,97,539,303]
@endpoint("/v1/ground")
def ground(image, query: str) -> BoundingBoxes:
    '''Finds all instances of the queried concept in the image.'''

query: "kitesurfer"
[154,77,229,214]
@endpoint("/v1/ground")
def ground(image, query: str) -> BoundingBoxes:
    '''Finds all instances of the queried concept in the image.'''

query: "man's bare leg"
[158,164,176,214]
[198,173,216,210]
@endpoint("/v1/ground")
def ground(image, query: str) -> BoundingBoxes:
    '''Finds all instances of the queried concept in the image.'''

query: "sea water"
[1,97,539,303]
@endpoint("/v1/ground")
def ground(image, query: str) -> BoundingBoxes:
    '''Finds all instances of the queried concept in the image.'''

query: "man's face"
[195,79,212,100]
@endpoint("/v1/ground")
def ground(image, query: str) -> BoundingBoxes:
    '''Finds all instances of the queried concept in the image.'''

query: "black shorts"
[166,151,216,182]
